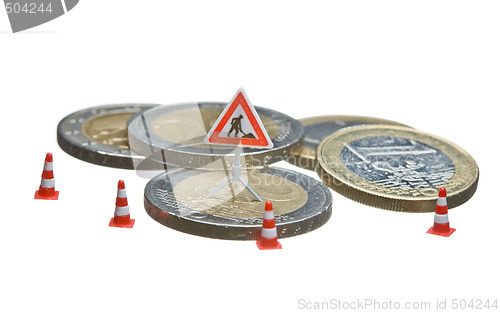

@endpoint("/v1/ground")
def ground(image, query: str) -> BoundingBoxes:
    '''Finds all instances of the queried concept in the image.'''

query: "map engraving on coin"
[341,136,455,189]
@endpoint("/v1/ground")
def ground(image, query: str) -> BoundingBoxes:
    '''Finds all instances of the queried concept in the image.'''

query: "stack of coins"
[57,101,478,239]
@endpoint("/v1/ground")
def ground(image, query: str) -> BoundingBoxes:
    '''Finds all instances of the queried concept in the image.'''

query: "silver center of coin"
[340,136,455,189]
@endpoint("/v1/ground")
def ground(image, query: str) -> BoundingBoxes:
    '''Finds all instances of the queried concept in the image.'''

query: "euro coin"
[316,125,478,212]
[128,102,304,170]
[57,103,157,169]
[144,167,332,240]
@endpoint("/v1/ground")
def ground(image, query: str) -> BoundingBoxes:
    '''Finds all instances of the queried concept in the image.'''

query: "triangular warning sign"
[203,88,274,148]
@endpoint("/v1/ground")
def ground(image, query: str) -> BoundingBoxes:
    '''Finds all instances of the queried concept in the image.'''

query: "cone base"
[34,190,59,200]
[256,240,282,250]
[109,218,135,228]
[427,226,456,237]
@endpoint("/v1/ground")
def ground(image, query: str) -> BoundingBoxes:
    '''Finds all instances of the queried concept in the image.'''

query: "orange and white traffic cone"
[34,153,59,200]
[427,188,455,237]
[109,180,135,228]
[256,201,282,250]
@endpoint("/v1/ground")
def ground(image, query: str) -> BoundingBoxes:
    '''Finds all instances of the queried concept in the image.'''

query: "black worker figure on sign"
[228,115,244,137]
[228,115,256,138]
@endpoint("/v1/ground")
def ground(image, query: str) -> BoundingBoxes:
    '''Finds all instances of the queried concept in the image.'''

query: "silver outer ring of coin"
[128,102,304,169]
[144,167,333,240]
[57,103,158,169]
[287,115,411,171]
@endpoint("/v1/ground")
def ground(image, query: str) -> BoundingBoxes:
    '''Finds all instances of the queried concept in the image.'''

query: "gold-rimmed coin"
[316,125,479,212]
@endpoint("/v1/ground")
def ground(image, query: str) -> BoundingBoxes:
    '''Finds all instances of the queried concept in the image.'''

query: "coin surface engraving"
[316,125,478,212]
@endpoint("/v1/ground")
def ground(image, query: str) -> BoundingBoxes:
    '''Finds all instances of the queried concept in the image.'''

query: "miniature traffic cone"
[109,180,135,228]
[256,201,282,250]
[427,188,455,237]
[34,153,59,200]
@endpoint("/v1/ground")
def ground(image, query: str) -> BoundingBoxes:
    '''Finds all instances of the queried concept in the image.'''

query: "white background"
[0,1,498,312]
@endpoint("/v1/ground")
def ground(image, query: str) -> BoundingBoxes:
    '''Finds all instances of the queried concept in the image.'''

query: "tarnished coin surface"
[57,103,157,169]
[288,115,410,170]
[316,125,479,212]
[128,102,304,169]
[144,167,332,240]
